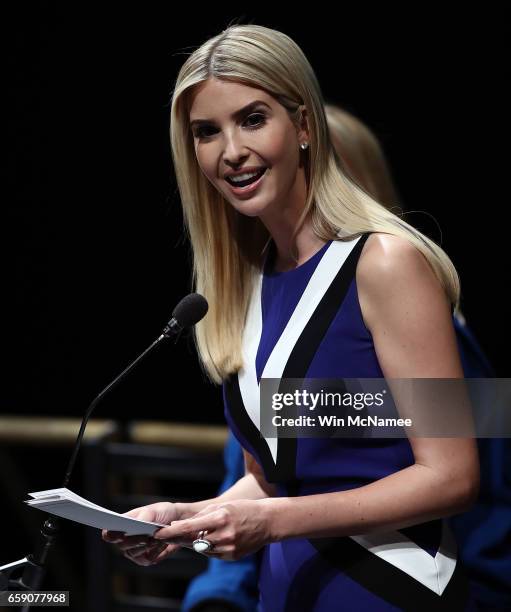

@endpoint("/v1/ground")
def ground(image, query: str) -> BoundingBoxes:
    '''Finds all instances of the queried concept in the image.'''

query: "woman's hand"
[152,499,273,561]
[101,502,184,566]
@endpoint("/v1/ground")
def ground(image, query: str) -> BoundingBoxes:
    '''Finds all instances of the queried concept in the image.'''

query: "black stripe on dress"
[277,232,372,488]
[224,372,280,480]
[300,535,470,611]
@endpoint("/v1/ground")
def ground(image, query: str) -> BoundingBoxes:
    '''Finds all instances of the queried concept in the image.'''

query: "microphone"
[0,293,209,598]
[161,293,209,337]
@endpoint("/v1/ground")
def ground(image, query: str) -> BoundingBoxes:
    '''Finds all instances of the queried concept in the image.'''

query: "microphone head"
[172,293,209,328]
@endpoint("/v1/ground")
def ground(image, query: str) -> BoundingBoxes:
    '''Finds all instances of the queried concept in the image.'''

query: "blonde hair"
[325,104,401,209]
[170,24,461,385]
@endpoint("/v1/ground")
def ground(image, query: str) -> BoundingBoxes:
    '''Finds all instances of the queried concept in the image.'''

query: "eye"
[192,112,267,140]
[243,112,266,129]
[193,125,217,139]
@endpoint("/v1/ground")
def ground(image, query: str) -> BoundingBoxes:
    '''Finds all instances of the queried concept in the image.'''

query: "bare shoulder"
[355,232,458,377]
[356,232,441,302]
[358,232,429,278]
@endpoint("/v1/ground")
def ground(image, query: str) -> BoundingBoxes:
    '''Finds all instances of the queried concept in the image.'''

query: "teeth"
[228,170,263,183]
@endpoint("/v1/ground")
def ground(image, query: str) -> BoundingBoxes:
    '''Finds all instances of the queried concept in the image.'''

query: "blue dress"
[223,232,477,611]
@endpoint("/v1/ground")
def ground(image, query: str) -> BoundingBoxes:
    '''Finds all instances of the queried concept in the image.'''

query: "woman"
[182,102,501,612]
[103,24,480,611]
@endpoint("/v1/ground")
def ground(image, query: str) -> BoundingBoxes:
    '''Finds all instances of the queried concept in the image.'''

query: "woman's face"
[188,78,309,220]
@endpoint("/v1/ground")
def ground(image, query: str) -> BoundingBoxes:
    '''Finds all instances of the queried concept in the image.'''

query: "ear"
[296,104,310,145]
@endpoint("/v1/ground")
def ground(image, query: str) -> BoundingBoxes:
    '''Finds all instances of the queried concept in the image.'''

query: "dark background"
[4,4,509,604]
[7,7,510,423]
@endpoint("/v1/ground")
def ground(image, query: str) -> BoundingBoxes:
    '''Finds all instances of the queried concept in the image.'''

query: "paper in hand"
[25,488,167,536]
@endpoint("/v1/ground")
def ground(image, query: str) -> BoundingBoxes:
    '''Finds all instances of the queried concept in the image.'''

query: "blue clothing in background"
[449,316,511,610]
[181,432,259,612]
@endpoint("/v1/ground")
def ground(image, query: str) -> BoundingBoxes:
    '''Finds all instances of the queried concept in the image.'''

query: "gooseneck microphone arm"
[0,293,209,609]
[64,293,207,489]
[63,332,164,488]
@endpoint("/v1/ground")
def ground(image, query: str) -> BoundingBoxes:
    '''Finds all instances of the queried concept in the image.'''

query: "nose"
[222,129,249,167]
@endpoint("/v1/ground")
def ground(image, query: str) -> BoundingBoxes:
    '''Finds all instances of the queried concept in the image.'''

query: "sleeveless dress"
[223,232,476,611]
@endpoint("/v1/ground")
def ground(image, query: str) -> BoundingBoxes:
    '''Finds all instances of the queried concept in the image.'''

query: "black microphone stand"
[0,318,185,609]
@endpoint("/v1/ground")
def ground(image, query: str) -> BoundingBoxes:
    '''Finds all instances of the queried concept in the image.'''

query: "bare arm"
[263,233,480,541]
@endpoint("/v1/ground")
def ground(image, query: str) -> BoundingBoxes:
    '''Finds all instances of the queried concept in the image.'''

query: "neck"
[264,217,327,273]
[258,165,328,271]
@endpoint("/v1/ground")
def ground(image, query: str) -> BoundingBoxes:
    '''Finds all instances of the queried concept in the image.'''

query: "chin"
[234,195,280,217]
[233,203,271,218]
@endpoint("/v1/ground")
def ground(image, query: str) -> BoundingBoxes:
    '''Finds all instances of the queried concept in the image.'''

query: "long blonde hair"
[170,24,461,385]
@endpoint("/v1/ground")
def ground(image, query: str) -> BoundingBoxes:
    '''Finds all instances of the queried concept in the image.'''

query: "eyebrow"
[190,100,271,129]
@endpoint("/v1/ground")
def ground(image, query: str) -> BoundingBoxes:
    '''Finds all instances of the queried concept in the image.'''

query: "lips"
[224,167,268,196]
[225,167,267,188]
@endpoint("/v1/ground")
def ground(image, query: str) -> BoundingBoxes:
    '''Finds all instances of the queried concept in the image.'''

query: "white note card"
[25,488,167,536]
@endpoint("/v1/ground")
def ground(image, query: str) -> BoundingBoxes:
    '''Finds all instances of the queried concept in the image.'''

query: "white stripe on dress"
[350,519,457,595]
[238,235,363,463]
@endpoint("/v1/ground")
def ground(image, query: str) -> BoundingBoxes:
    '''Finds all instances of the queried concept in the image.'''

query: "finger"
[102,530,125,543]
[117,536,152,552]
[122,506,148,518]
[125,541,170,566]
[190,504,219,517]
[145,542,180,563]
[124,548,152,566]
[201,549,229,556]
[123,541,157,558]
[123,507,155,522]
[153,510,225,541]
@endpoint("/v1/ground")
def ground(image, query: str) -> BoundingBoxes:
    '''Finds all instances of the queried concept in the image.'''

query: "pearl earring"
[300,142,309,150]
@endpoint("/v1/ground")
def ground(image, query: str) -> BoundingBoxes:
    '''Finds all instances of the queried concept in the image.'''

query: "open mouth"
[225,167,267,189]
